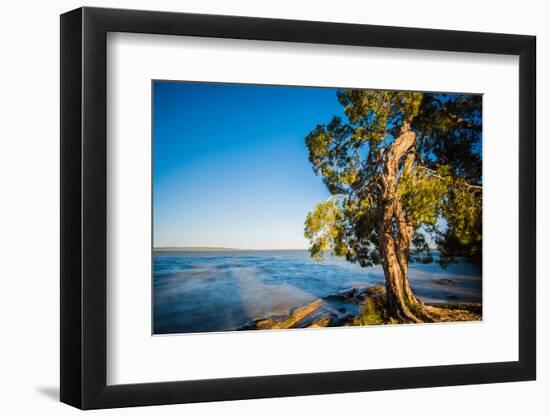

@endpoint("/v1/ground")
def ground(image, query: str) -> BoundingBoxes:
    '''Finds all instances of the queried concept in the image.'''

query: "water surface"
[153,250,481,334]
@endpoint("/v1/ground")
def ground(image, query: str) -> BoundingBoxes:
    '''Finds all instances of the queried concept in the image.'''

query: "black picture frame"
[60,6,536,410]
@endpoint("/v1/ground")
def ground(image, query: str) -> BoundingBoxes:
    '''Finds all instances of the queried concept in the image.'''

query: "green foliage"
[337,90,423,145]
[304,89,483,267]
[397,167,448,228]
[304,199,347,260]
[414,94,482,181]
[437,181,482,263]
[353,298,386,326]
[305,117,358,195]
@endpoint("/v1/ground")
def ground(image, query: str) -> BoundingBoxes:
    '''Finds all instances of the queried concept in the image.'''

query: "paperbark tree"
[304,90,482,323]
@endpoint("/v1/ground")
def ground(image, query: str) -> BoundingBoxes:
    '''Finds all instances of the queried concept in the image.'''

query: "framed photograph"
[60,6,536,409]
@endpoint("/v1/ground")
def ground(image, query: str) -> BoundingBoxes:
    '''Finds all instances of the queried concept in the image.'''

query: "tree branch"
[326,194,349,202]
[417,165,483,191]
[431,97,481,131]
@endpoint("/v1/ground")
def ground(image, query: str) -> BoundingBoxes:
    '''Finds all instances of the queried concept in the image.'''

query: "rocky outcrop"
[234,284,482,331]
[236,286,381,330]
[236,297,356,330]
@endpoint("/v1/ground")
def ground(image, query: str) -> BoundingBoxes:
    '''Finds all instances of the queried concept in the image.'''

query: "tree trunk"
[377,122,433,323]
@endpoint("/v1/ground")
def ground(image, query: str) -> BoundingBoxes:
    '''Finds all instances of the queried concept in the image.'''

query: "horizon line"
[153,246,309,252]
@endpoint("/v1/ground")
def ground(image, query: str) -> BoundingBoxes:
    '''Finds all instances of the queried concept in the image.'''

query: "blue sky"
[153,81,346,249]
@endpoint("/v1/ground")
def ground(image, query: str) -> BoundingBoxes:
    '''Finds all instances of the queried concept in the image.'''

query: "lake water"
[153,250,481,334]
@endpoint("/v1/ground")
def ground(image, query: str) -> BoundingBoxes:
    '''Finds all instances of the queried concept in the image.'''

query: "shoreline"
[153,251,481,334]
[234,285,482,331]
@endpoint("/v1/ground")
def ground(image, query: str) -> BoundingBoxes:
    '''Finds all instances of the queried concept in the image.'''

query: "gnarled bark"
[376,122,433,323]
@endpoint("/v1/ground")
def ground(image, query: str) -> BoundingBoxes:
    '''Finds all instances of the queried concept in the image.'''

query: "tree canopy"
[304,90,482,269]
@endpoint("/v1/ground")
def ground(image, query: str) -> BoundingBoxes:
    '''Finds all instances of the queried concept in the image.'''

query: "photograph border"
[60,6,536,409]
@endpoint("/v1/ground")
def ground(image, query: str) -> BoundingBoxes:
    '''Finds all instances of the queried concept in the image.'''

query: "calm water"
[153,250,481,334]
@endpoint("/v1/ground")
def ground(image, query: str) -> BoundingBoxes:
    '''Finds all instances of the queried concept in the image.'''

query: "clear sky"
[153,81,346,249]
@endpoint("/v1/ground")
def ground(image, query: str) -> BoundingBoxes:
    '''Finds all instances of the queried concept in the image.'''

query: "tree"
[304,90,482,323]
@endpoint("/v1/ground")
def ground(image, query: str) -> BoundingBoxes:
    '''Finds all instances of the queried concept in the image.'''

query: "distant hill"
[153,246,245,252]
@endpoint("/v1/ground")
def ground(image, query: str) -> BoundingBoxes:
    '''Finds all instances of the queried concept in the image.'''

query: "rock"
[307,317,331,328]
[325,288,356,301]
[234,283,482,331]
[363,285,385,296]
[355,285,385,302]
[234,322,257,331]
[435,278,455,286]
[330,313,355,326]
[253,299,324,330]
[236,285,391,331]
